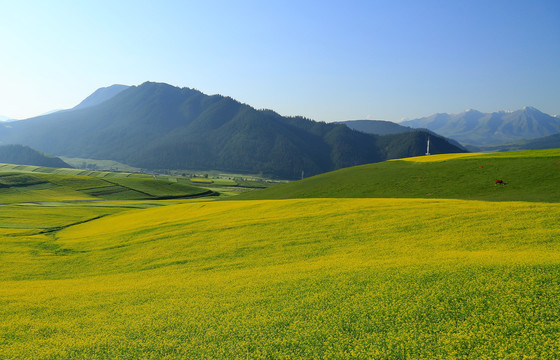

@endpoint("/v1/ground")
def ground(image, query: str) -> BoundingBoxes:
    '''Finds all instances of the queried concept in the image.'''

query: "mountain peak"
[401,106,559,145]
[73,84,130,110]
[521,106,540,113]
[463,109,483,116]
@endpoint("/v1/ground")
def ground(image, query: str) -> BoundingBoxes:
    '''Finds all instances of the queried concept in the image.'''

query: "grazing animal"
[495,179,505,185]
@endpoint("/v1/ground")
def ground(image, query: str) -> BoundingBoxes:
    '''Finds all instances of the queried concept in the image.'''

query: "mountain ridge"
[401,107,560,145]
[0,82,464,179]
[335,119,414,135]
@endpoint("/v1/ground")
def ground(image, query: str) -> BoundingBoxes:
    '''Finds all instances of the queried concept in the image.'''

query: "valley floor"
[1,197,559,359]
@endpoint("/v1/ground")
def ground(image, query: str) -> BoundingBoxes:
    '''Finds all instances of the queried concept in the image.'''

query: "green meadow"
[0,169,211,203]
[239,149,560,202]
[1,150,560,358]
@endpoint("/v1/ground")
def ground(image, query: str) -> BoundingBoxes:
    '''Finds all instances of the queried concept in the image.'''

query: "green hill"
[0,144,71,168]
[238,149,560,202]
[0,82,464,179]
[0,169,210,203]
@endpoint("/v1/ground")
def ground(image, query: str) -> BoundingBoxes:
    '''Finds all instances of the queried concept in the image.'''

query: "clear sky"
[1,0,559,122]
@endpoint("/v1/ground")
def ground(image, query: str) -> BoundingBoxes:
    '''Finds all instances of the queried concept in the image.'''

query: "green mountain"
[338,119,467,151]
[0,144,71,168]
[238,149,560,203]
[0,82,464,179]
[401,107,560,146]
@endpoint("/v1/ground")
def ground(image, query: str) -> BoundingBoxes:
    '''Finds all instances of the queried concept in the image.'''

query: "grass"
[0,170,210,203]
[0,186,97,204]
[105,177,208,198]
[1,198,560,358]
[238,149,560,202]
[0,162,284,194]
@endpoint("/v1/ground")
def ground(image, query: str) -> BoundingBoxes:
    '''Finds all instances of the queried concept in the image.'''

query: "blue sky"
[1,0,559,121]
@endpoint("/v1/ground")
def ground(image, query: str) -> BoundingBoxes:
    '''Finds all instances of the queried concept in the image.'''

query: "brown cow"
[495,179,504,185]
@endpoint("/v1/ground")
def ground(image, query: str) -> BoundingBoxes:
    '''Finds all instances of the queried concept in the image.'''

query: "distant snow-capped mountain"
[401,107,560,145]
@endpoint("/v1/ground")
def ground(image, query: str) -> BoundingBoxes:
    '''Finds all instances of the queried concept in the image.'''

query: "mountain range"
[0,82,463,179]
[401,107,560,145]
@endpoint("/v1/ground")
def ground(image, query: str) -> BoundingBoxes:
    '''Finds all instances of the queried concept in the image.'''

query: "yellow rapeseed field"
[400,148,560,163]
[1,198,560,358]
[396,153,485,162]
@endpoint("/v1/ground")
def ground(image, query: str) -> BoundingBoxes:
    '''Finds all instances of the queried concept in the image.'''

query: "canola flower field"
[1,196,560,359]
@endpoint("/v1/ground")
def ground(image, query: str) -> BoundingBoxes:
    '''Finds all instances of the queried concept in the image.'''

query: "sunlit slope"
[2,198,560,358]
[239,149,560,202]
[0,171,209,203]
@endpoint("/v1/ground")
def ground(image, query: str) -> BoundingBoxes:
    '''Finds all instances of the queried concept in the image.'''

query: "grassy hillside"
[0,170,210,203]
[238,149,560,202]
[1,198,559,358]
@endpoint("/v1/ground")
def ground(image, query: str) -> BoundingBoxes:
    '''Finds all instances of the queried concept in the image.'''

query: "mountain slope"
[0,144,71,168]
[73,84,130,110]
[338,119,466,151]
[402,107,560,145]
[0,82,464,178]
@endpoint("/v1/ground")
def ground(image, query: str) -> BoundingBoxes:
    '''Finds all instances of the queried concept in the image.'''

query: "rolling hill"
[238,149,560,203]
[401,107,560,145]
[0,82,464,179]
[0,144,71,168]
[0,168,210,203]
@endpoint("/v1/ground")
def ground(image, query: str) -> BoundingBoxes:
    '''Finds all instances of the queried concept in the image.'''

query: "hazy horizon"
[3,82,558,124]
